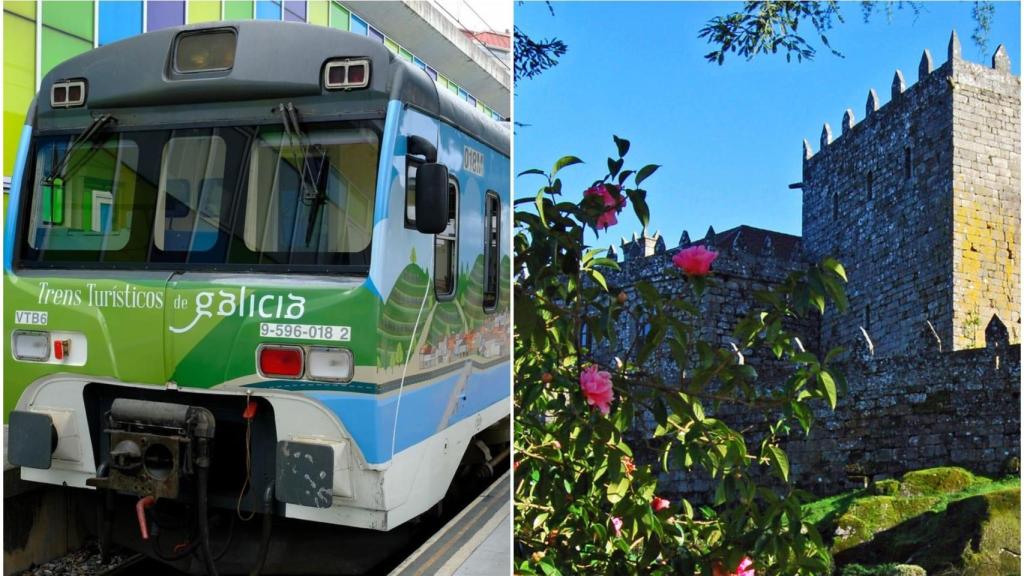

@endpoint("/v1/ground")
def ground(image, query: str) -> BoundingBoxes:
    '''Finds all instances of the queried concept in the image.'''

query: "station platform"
[390,470,511,576]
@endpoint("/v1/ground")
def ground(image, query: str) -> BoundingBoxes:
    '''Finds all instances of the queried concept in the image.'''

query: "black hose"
[96,462,114,564]
[249,483,275,576]
[196,439,219,576]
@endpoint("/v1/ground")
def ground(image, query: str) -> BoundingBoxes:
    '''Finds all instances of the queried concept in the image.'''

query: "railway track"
[18,469,507,576]
[96,554,182,576]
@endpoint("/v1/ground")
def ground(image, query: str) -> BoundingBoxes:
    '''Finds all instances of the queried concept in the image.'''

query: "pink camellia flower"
[672,245,719,276]
[610,516,623,537]
[651,496,670,512]
[713,557,755,576]
[579,365,614,415]
[584,184,627,230]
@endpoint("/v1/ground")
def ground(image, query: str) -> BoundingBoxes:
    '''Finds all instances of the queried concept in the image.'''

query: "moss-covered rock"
[832,496,939,553]
[840,564,926,576]
[835,488,1020,575]
[899,467,979,497]
[869,479,901,496]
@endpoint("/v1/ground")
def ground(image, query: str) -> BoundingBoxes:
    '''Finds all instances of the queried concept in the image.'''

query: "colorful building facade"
[2,0,505,187]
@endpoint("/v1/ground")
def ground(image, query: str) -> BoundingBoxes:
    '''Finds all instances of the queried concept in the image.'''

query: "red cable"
[135,495,156,540]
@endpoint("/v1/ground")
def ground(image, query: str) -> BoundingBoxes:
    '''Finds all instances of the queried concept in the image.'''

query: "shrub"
[514,137,849,575]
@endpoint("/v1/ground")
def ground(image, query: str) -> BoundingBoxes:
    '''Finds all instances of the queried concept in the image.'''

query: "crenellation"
[866,89,880,117]
[948,29,962,61]
[919,48,933,80]
[842,108,855,134]
[892,69,906,99]
[993,44,1011,72]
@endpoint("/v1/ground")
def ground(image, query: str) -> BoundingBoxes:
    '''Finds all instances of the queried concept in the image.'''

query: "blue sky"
[514,1,1021,249]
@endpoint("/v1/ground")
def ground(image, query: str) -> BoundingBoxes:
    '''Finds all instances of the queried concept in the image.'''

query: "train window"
[483,191,500,312]
[404,156,422,229]
[18,121,382,271]
[26,134,138,252]
[244,127,378,259]
[434,177,459,299]
[155,134,226,252]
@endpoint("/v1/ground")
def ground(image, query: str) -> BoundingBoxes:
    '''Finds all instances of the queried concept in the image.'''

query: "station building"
[2,0,511,199]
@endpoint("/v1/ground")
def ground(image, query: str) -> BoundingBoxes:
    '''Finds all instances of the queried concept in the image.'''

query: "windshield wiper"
[47,113,117,183]
[277,103,328,247]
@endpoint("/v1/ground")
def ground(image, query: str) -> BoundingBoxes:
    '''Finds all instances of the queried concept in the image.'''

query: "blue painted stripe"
[5,125,33,272]
[306,361,509,464]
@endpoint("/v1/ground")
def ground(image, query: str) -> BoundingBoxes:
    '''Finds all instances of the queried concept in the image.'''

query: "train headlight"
[307,347,354,382]
[12,330,51,361]
[174,29,237,73]
[323,59,370,90]
[50,79,86,108]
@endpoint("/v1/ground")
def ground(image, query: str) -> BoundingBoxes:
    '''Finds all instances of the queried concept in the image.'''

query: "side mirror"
[415,163,449,235]
[407,135,437,162]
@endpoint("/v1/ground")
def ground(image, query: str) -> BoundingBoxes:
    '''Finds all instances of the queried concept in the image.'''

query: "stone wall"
[950,46,1022,349]
[643,336,1020,501]
[802,48,957,358]
[605,226,817,386]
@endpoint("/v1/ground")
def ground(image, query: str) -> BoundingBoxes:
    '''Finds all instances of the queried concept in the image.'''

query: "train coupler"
[86,399,216,500]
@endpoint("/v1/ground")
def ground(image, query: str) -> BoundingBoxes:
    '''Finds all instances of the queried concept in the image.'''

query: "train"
[4,20,510,575]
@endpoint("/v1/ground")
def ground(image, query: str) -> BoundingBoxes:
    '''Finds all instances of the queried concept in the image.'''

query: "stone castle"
[604,32,1020,496]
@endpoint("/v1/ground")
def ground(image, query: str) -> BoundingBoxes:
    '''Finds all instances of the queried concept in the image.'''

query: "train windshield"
[19,120,381,271]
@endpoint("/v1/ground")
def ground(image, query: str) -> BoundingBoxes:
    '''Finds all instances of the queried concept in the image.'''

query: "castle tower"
[620,231,665,261]
[801,32,1020,356]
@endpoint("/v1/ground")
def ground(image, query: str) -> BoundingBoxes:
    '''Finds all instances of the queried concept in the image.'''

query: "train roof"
[34,20,508,156]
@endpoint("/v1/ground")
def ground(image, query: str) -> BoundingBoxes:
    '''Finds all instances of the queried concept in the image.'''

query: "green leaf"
[818,370,837,409]
[625,188,649,230]
[613,135,630,157]
[822,257,847,281]
[606,475,630,503]
[535,190,547,228]
[635,164,660,185]
[552,155,583,176]
[766,444,790,482]
[517,168,547,178]
[607,157,624,177]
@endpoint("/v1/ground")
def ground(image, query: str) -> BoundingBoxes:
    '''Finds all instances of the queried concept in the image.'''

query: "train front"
[3,21,493,575]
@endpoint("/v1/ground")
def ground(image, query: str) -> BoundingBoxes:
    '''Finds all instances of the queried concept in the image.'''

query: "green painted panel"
[188,0,221,23]
[4,12,34,176]
[384,38,398,54]
[41,27,91,78]
[447,80,459,94]
[398,47,413,62]
[5,1,35,19]
[329,1,347,30]
[307,0,327,25]
[42,0,93,41]
[223,0,253,20]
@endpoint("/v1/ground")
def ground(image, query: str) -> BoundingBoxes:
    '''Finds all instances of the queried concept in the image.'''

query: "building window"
[904,147,912,179]
[866,171,873,201]
[434,177,459,299]
[483,191,500,311]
